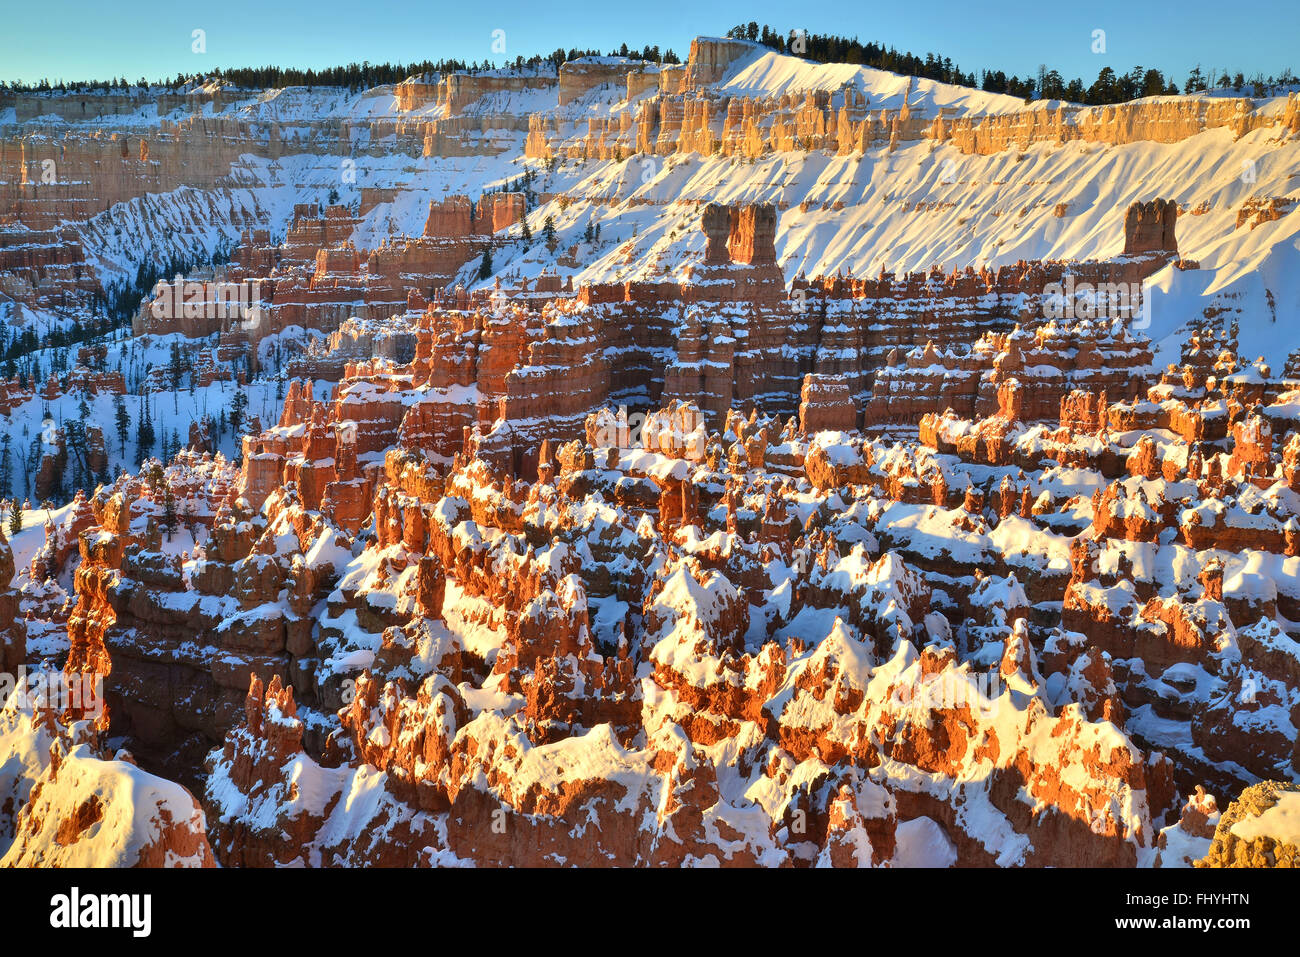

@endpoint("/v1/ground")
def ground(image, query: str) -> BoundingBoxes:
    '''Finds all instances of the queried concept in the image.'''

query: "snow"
[0,744,208,867]
[1,679,207,865]
[1230,791,1300,845]
[893,815,959,867]
[8,501,76,572]
[1152,817,1216,868]
[9,48,1294,367]
[718,48,1027,116]
[507,723,648,811]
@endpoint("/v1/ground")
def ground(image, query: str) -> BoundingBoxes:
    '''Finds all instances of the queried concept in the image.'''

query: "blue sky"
[3,0,1296,88]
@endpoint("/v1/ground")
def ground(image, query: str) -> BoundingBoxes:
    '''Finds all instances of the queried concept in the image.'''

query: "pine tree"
[8,498,20,538]
[114,394,130,456]
[62,417,85,496]
[162,490,178,541]
[520,216,532,242]
[25,434,40,498]
[0,434,10,498]
[477,246,494,280]
[543,215,556,250]
[168,340,183,391]
[137,392,156,456]
[230,390,249,436]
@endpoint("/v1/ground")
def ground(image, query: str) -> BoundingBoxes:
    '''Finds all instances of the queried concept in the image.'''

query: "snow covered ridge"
[0,675,213,867]
[1200,781,1300,866]
[4,36,1300,370]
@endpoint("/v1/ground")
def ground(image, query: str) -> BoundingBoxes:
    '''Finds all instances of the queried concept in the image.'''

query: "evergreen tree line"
[0,314,120,388]
[3,44,682,94]
[0,329,260,504]
[725,23,1299,104]
[6,30,1295,102]
[102,246,221,324]
[7,393,115,505]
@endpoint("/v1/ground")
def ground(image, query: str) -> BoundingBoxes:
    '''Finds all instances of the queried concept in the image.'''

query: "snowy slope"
[8,41,1300,368]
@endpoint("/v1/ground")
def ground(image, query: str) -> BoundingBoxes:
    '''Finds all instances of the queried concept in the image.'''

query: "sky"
[2,0,1297,89]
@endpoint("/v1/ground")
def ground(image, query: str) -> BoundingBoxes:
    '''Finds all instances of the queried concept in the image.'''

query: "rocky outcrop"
[1198,782,1300,867]
[0,678,213,867]
[2,743,214,867]
[1123,198,1179,256]
[799,373,857,434]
